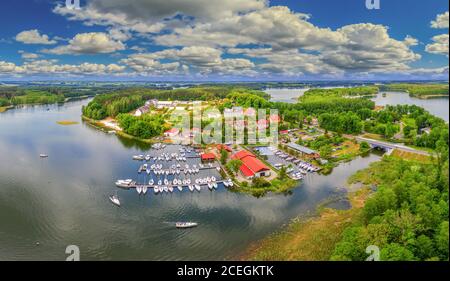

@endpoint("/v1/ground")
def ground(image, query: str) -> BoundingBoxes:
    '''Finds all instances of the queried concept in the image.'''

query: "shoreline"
[239,187,371,261]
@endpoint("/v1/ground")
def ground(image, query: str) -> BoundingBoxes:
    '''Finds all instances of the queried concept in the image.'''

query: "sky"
[0,0,448,81]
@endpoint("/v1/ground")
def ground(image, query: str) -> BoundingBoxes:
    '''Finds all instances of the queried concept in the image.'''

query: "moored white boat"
[176,222,198,229]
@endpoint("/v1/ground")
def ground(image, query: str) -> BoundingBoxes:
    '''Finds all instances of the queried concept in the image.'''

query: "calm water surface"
[266,88,309,103]
[371,91,449,122]
[0,100,381,260]
[266,88,449,122]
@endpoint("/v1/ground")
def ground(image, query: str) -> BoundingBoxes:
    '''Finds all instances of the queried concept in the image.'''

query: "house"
[280,130,289,135]
[232,150,270,179]
[286,142,320,159]
[217,144,232,153]
[257,119,268,129]
[244,108,256,117]
[164,128,180,137]
[134,105,150,117]
[201,153,216,163]
[269,114,281,123]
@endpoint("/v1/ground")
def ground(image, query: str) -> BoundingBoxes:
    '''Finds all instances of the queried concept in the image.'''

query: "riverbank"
[81,116,157,144]
[241,187,371,260]
[0,105,13,113]
[412,94,449,99]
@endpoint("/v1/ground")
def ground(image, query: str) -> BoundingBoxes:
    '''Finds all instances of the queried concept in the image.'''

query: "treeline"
[303,86,379,98]
[9,90,65,105]
[82,87,269,120]
[116,113,166,139]
[332,154,449,261]
[0,86,110,107]
[380,83,449,97]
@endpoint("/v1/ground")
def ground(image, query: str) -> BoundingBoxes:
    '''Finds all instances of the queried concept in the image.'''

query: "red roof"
[217,144,232,152]
[239,164,255,177]
[201,153,216,160]
[232,150,269,176]
[232,150,253,160]
[269,115,281,122]
[164,128,179,134]
[280,130,289,134]
[242,156,269,173]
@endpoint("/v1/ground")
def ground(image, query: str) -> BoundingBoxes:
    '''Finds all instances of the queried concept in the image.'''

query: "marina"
[0,95,385,260]
[115,144,232,196]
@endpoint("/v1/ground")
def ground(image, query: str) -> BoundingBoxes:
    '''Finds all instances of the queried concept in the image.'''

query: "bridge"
[355,136,431,156]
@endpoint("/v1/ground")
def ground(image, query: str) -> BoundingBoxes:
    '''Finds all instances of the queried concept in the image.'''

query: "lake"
[0,100,381,260]
[266,88,309,103]
[371,91,449,122]
[266,88,449,122]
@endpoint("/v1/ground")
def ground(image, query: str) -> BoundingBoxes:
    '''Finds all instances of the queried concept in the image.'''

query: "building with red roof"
[232,150,270,179]
[217,144,232,152]
[201,153,216,162]
[164,128,179,137]
[269,114,281,123]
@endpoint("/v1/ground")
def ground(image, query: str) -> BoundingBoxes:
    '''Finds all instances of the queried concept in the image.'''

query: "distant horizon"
[0,0,448,81]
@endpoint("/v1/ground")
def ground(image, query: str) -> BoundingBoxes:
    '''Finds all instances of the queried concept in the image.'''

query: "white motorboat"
[163,186,169,193]
[188,185,195,192]
[208,183,213,190]
[136,186,143,195]
[195,185,201,192]
[109,195,121,207]
[176,222,198,229]
[177,186,183,192]
[154,187,159,194]
[142,186,148,195]
[168,186,174,193]
[39,154,48,158]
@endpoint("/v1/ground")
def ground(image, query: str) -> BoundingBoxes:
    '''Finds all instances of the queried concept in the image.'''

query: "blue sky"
[0,0,448,81]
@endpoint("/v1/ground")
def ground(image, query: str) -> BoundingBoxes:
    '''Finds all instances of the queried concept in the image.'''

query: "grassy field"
[241,188,370,261]
[391,149,434,164]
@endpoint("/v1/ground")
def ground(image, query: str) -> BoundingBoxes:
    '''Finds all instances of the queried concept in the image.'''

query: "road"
[354,136,432,156]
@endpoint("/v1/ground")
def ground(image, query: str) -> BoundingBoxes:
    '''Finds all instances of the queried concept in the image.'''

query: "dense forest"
[380,83,449,98]
[82,87,269,120]
[303,86,379,98]
[0,86,114,107]
[331,150,449,261]
[116,113,166,139]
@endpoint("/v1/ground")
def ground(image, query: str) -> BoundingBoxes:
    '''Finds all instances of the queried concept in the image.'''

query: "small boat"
[177,186,183,192]
[109,195,121,207]
[188,185,195,192]
[168,186,174,193]
[163,186,169,193]
[39,154,48,158]
[208,183,213,190]
[136,186,143,195]
[195,185,201,192]
[176,222,198,229]
[142,186,148,195]
[154,187,159,194]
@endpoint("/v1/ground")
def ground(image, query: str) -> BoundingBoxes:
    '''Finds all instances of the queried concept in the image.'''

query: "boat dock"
[119,180,230,190]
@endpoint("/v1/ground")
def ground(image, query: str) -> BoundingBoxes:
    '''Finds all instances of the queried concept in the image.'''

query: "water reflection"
[0,100,381,260]
[372,91,449,122]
